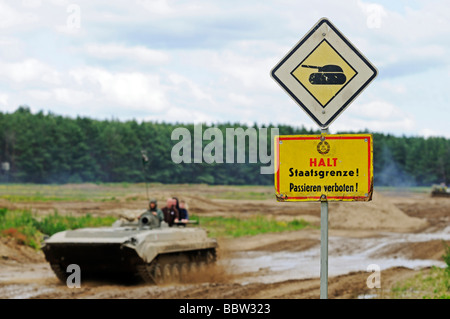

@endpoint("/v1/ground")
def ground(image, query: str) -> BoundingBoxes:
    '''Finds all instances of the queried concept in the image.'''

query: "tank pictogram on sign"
[302,64,346,85]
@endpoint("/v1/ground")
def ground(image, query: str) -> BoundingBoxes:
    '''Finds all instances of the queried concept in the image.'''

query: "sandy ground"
[0,186,449,299]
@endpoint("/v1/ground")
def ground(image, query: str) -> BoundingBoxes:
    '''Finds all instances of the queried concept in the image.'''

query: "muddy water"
[223,227,450,284]
[0,263,57,299]
[0,283,56,299]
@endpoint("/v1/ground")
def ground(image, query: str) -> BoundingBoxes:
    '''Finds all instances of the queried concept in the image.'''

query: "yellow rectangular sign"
[274,134,373,202]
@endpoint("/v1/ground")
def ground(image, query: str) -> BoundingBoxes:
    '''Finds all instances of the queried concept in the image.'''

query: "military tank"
[42,214,217,284]
[301,64,347,85]
[431,184,450,198]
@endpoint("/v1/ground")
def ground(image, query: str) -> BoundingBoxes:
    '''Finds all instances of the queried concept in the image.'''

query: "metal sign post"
[320,198,328,299]
[320,127,329,299]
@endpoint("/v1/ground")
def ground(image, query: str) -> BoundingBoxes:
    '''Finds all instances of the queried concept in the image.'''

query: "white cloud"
[348,100,406,120]
[53,88,93,105]
[228,93,253,106]
[0,37,24,59]
[0,59,60,84]
[27,90,52,100]
[409,45,446,59]
[332,100,416,133]
[165,106,215,124]
[21,0,42,9]
[310,98,417,134]
[136,0,218,18]
[0,2,38,29]
[419,128,450,139]
[167,73,213,102]
[84,43,170,64]
[69,67,168,112]
[0,93,9,106]
[28,88,93,106]
[331,116,416,134]
[380,82,407,94]
[136,0,172,16]
[209,51,277,91]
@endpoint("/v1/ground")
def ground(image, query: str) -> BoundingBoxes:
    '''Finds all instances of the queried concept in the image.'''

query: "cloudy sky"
[0,0,449,137]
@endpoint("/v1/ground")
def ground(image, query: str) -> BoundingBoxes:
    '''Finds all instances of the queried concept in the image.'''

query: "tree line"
[0,107,448,186]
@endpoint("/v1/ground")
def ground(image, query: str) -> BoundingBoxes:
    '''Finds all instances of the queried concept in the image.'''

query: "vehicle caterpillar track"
[135,249,216,284]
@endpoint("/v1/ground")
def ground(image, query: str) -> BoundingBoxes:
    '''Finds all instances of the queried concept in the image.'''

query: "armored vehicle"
[301,64,347,85]
[42,214,217,284]
[431,184,450,198]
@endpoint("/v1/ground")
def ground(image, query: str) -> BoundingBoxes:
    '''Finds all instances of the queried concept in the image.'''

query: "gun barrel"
[301,65,320,69]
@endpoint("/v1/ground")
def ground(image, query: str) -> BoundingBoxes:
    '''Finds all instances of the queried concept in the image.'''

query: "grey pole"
[320,128,329,299]
[320,198,328,299]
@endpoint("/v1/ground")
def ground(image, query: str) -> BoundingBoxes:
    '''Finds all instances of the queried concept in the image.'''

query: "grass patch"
[0,208,116,250]
[193,214,312,238]
[375,186,431,194]
[0,194,86,202]
[0,193,123,203]
[206,190,273,200]
[390,242,450,299]
[390,267,449,299]
[0,184,138,202]
[0,183,277,202]
[203,185,274,200]
[0,208,43,249]
[35,211,116,236]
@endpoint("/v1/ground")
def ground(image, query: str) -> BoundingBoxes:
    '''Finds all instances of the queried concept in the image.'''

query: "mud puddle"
[0,263,54,283]
[223,228,450,284]
[0,283,56,299]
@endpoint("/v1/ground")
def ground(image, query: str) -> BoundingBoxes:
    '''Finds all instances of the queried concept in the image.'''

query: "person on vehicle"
[139,199,163,228]
[172,197,180,213]
[148,199,163,225]
[178,200,189,224]
[162,198,179,227]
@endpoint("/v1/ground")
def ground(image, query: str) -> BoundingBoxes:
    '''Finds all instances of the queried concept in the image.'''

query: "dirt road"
[0,186,448,299]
